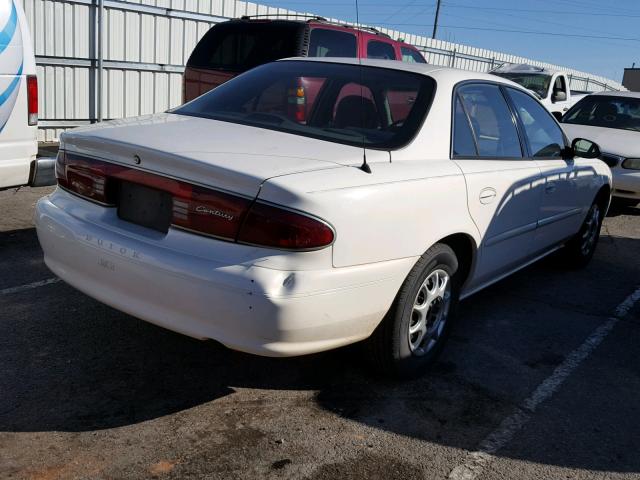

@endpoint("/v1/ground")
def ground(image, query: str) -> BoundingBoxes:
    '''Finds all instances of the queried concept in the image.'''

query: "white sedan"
[562,91,640,207]
[35,58,611,378]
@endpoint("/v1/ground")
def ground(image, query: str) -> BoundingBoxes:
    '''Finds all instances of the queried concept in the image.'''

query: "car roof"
[279,57,526,89]
[588,90,638,98]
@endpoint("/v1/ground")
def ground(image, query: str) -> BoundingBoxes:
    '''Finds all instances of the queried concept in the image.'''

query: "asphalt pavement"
[1,185,639,480]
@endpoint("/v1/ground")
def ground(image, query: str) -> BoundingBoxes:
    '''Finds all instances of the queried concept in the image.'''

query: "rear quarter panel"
[259,158,479,269]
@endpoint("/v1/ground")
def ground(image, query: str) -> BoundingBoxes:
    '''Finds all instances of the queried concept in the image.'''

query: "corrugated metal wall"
[17,0,625,142]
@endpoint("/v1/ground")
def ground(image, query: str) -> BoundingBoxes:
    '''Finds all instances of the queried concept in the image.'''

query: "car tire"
[562,201,603,268]
[367,243,460,379]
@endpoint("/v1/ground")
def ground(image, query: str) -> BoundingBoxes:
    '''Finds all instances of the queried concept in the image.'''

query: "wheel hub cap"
[409,269,451,356]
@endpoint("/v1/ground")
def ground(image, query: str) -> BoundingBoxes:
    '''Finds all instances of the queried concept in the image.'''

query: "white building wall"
[17,0,624,142]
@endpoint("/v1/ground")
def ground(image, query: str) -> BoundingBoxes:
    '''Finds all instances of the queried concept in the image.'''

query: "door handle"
[479,187,497,204]
[545,182,557,193]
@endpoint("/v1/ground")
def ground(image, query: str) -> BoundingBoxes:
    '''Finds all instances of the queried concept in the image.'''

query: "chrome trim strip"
[537,207,582,227]
[484,221,538,247]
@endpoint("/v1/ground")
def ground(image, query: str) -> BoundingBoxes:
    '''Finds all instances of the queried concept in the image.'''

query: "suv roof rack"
[240,14,327,21]
[236,15,391,38]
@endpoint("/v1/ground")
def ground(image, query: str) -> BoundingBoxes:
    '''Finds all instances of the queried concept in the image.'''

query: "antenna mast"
[355,0,372,174]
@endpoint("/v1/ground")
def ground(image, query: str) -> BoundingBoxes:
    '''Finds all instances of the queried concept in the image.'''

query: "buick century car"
[35,58,611,377]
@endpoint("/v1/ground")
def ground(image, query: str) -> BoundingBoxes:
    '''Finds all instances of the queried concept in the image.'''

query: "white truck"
[0,0,54,190]
[492,64,589,120]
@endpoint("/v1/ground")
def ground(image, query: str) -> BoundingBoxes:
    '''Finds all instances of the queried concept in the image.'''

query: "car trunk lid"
[60,113,370,198]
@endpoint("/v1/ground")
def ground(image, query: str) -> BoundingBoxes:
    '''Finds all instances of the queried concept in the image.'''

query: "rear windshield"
[187,21,304,72]
[563,95,640,132]
[174,61,435,149]
[308,28,357,58]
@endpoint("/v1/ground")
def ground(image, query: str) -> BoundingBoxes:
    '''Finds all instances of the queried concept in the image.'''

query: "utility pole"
[432,0,441,39]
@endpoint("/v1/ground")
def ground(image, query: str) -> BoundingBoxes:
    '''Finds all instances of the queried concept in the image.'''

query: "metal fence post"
[97,0,104,122]
[489,57,495,71]
[450,49,457,68]
[585,77,590,92]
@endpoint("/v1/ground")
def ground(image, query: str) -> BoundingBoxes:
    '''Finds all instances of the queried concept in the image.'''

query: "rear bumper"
[29,157,57,187]
[35,190,415,356]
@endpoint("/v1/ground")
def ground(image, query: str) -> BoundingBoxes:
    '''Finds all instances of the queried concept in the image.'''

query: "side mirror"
[552,111,563,122]
[552,91,567,103]
[572,138,601,159]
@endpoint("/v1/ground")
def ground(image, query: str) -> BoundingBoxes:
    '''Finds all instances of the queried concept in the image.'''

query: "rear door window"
[308,28,357,58]
[401,47,426,64]
[367,40,397,60]
[457,84,523,158]
[506,87,565,158]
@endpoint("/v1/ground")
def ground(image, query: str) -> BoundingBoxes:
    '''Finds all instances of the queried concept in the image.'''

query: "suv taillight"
[287,82,306,123]
[56,152,334,250]
[27,75,38,126]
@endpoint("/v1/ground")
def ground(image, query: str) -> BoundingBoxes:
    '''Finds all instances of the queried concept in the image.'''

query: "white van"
[0,0,52,190]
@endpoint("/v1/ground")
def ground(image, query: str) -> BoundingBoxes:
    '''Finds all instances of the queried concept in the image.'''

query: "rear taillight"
[238,202,334,250]
[56,150,116,205]
[57,152,334,250]
[27,75,38,126]
[172,185,252,240]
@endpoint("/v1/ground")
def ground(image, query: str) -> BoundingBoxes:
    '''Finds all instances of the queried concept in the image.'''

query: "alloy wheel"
[408,269,451,356]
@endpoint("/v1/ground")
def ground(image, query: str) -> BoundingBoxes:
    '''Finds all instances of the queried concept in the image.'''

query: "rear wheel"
[562,201,603,268]
[368,243,460,378]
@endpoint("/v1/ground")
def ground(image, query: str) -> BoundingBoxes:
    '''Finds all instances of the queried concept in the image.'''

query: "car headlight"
[622,158,640,170]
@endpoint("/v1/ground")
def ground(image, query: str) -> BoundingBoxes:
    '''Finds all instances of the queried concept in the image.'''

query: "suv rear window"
[174,61,435,149]
[187,21,304,72]
[308,28,357,58]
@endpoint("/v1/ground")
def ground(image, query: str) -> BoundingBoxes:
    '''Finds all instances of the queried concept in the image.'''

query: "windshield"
[494,73,551,98]
[563,95,640,132]
[174,61,436,149]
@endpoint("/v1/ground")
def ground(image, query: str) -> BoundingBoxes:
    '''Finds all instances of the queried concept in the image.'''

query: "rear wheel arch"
[435,233,477,289]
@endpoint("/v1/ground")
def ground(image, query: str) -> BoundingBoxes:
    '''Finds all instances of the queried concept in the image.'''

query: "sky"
[255,0,639,83]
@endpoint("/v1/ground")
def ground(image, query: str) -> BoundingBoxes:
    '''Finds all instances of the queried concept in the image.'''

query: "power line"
[374,22,640,43]
[378,0,426,23]
[431,7,636,49]
[441,1,640,18]
[268,1,640,18]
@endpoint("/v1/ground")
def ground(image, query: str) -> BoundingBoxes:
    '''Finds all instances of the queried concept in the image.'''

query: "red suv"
[183,16,426,102]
